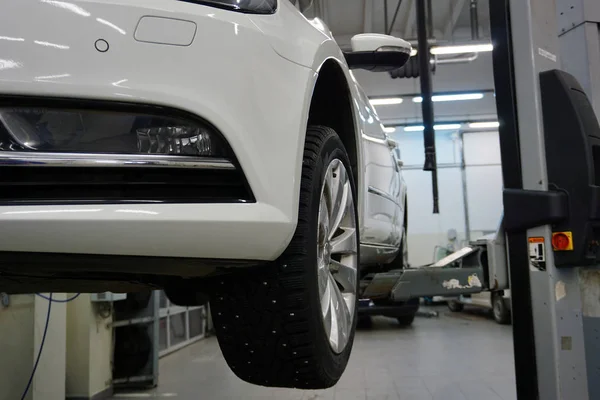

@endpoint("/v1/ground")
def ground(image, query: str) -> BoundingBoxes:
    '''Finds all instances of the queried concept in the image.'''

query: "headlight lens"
[0,108,227,157]
[183,0,277,14]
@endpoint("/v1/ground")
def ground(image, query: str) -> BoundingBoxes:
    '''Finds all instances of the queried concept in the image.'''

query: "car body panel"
[0,0,406,264]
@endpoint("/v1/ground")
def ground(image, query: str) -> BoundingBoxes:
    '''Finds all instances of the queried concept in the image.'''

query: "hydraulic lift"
[359,217,508,305]
[361,0,600,398]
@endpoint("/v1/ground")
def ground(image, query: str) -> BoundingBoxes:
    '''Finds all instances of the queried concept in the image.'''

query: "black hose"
[416,0,439,213]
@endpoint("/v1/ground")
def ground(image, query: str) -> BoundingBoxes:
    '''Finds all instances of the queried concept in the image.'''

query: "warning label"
[529,237,546,271]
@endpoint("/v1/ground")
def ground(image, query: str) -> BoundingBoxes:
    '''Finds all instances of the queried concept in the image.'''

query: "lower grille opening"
[0,166,254,204]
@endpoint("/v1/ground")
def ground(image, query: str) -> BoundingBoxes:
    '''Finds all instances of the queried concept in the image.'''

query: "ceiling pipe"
[416,0,439,214]
[470,0,479,40]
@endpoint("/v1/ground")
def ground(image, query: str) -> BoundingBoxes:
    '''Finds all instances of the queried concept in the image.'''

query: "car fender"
[248,4,367,230]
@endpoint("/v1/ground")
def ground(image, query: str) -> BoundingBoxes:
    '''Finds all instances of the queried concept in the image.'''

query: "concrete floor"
[111,306,516,400]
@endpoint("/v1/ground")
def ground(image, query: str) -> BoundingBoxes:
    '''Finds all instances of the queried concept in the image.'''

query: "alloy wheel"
[316,159,358,354]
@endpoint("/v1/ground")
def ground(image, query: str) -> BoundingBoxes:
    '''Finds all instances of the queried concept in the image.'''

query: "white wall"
[0,295,35,400]
[66,294,113,399]
[463,131,503,233]
[0,294,67,400]
[392,130,503,266]
[32,294,66,400]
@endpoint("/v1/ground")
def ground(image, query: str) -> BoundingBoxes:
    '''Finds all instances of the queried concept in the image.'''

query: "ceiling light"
[430,43,493,55]
[369,98,404,106]
[434,124,462,130]
[403,124,462,132]
[469,121,500,129]
[383,127,396,133]
[413,93,485,103]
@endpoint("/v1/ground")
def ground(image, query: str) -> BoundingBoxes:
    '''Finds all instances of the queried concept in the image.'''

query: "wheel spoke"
[320,271,332,318]
[325,163,337,212]
[330,259,357,293]
[330,228,357,255]
[318,197,330,247]
[328,181,349,239]
[329,273,351,349]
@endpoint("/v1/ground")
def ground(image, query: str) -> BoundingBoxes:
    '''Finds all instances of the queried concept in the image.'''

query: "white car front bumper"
[0,0,315,261]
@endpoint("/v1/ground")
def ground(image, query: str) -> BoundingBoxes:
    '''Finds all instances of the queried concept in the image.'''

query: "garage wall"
[0,294,67,400]
[66,294,112,400]
[0,295,35,400]
[32,294,67,400]
[463,131,503,233]
[392,129,503,266]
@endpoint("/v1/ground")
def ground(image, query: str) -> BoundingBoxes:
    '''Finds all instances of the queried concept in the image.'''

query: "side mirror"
[344,33,412,72]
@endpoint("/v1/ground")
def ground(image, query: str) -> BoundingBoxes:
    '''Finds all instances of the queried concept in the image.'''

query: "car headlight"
[0,108,228,157]
[183,0,277,14]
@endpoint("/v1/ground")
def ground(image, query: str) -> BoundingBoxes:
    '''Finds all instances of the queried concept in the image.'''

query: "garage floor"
[111,306,516,400]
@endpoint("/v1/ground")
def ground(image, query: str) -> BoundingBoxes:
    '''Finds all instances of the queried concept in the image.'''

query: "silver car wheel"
[316,158,358,354]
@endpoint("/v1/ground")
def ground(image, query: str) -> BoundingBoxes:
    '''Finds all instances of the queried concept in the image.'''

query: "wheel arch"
[307,58,363,222]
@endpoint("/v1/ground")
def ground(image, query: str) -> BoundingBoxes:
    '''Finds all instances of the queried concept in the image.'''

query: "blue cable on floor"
[20,293,81,400]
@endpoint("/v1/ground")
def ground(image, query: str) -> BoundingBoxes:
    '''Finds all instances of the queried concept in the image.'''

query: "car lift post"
[491,0,600,398]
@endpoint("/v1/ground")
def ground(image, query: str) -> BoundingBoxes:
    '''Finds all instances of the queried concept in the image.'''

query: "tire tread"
[210,126,356,389]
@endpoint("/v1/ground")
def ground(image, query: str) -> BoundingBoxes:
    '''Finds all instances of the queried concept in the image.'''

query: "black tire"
[396,314,415,327]
[447,300,464,312]
[210,126,359,389]
[492,293,511,324]
[164,286,209,307]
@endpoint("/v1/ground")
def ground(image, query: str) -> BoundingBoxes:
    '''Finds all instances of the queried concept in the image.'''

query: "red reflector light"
[552,232,573,251]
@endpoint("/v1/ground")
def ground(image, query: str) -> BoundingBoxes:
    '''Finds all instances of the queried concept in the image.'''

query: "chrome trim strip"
[367,185,402,207]
[0,152,236,170]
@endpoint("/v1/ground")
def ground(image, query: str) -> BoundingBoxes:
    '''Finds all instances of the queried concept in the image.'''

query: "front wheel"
[492,293,511,325]
[210,126,359,389]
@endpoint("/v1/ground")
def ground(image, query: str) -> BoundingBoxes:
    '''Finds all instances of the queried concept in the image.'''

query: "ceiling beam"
[444,0,467,40]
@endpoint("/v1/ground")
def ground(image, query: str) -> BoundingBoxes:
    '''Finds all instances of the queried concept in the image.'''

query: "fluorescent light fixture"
[403,124,462,132]
[370,98,404,106]
[413,93,485,103]
[434,124,462,130]
[430,43,493,55]
[383,127,396,133]
[469,121,500,129]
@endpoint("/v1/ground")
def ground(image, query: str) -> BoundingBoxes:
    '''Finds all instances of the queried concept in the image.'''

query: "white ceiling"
[312,0,491,48]
[303,0,498,124]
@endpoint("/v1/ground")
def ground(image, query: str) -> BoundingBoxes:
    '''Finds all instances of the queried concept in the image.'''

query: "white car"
[0,0,410,389]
